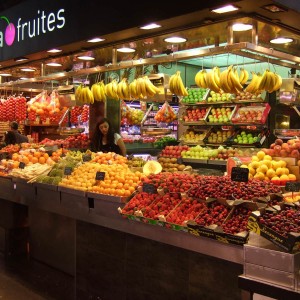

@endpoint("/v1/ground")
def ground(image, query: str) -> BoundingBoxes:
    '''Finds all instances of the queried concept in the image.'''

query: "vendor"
[90,117,126,156]
[4,121,29,145]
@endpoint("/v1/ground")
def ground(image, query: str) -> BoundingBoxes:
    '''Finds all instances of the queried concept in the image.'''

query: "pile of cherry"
[121,173,282,235]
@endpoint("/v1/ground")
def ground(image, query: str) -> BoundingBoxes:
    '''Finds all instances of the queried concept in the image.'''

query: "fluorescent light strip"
[140,23,161,30]
[87,37,105,43]
[77,56,95,60]
[211,4,239,14]
[47,49,62,53]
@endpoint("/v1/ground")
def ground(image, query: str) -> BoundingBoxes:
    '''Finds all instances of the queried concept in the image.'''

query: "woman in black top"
[90,117,126,156]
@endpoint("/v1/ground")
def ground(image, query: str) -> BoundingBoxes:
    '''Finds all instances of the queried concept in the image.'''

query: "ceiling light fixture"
[20,67,35,72]
[77,55,95,60]
[0,73,12,76]
[116,47,136,53]
[46,62,63,67]
[139,23,161,30]
[20,77,29,80]
[47,49,62,53]
[14,57,29,62]
[87,37,105,43]
[262,4,287,13]
[270,37,293,44]
[232,23,253,31]
[211,4,239,14]
[164,36,187,43]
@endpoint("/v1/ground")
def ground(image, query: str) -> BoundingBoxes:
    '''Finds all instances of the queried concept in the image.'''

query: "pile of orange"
[51,148,69,162]
[92,152,127,165]
[12,151,50,165]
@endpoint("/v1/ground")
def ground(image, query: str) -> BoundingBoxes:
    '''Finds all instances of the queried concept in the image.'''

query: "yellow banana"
[176,71,188,96]
[219,68,231,93]
[257,69,269,91]
[272,73,282,92]
[265,71,276,93]
[111,80,119,100]
[213,67,221,89]
[117,80,125,99]
[122,78,130,100]
[169,73,178,95]
[75,84,83,103]
[144,76,160,96]
[86,87,94,104]
[129,79,138,99]
[229,67,243,92]
[195,69,208,88]
[206,70,220,93]
[239,68,249,85]
[100,81,107,101]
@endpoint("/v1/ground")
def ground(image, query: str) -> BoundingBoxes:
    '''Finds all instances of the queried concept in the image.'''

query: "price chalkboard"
[142,183,157,194]
[82,154,91,162]
[64,167,72,175]
[95,171,105,181]
[231,167,249,182]
[285,181,300,192]
[19,162,25,169]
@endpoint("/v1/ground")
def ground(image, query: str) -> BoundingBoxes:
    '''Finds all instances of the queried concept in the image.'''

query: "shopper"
[4,121,29,145]
[90,117,126,156]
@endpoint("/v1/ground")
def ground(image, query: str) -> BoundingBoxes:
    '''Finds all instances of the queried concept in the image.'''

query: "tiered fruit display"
[206,128,234,144]
[207,90,232,103]
[182,107,209,122]
[180,129,208,144]
[160,145,189,158]
[181,88,207,104]
[206,106,234,123]
[243,150,297,183]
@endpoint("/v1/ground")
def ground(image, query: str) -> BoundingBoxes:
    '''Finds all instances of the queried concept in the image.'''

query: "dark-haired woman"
[90,117,126,156]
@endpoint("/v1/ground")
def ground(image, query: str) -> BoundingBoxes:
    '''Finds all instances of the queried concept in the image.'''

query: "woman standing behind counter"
[90,117,127,157]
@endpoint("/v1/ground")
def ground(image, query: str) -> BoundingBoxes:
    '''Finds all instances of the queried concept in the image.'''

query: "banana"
[111,80,119,100]
[195,69,208,88]
[239,68,249,85]
[266,71,276,93]
[86,87,94,104]
[75,84,83,103]
[99,81,107,102]
[117,80,125,99]
[169,73,178,95]
[272,73,283,92]
[176,71,188,96]
[206,70,220,93]
[122,78,131,100]
[213,67,221,89]
[136,77,146,98]
[129,79,138,99]
[257,69,269,92]
[219,68,231,93]
[144,76,160,97]
[229,67,243,93]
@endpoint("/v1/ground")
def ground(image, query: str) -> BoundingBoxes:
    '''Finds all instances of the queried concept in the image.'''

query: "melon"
[143,161,162,176]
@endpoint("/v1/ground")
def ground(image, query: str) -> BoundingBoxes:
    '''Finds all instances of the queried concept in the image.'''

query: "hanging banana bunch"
[169,70,188,97]
[75,84,94,104]
[244,72,263,94]
[91,80,107,102]
[129,79,139,99]
[205,67,221,93]
[143,75,161,98]
[105,79,119,100]
[257,69,283,93]
[117,78,131,100]
[195,69,208,89]
[239,68,249,85]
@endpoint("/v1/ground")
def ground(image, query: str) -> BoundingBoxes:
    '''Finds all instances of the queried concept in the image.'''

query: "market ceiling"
[0,0,299,84]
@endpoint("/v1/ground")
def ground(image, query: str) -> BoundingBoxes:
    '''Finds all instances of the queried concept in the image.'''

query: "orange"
[43,153,49,160]
[12,153,19,161]
[33,152,41,158]
[31,157,38,164]
[39,157,46,164]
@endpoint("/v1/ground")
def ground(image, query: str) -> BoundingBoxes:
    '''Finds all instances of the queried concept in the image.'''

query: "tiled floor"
[0,253,74,300]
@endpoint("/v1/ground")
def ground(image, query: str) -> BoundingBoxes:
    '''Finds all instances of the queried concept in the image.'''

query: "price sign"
[177,157,183,164]
[142,183,156,194]
[231,167,249,182]
[95,171,105,181]
[19,162,25,169]
[82,154,91,162]
[64,167,72,175]
[285,181,300,192]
